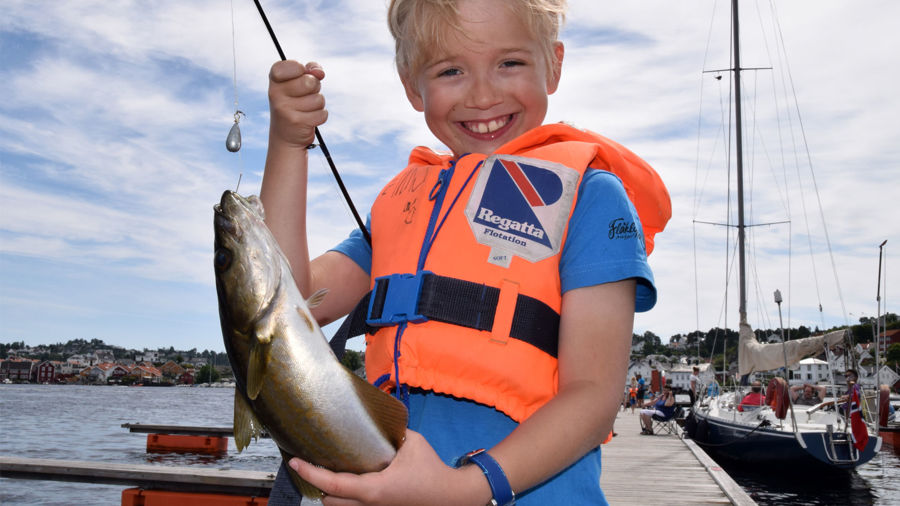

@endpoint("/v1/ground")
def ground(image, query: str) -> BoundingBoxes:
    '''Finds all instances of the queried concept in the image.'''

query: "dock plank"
[121,423,270,438]
[600,411,755,505]
[0,456,274,497]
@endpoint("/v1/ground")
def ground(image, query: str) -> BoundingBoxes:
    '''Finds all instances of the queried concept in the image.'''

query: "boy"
[261,0,669,504]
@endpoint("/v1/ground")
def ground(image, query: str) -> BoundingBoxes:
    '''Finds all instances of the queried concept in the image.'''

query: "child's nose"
[465,75,503,110]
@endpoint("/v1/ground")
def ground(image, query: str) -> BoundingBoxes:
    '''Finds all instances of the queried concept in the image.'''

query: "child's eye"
[501,60,525,68]
[437,67,461,77]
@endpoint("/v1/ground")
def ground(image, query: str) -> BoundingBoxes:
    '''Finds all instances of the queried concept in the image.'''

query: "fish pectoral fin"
[306,288,328,309]
[233,390,263,452]
[279,449,325,499]
[346,369,409,451]
[246,336,268,400]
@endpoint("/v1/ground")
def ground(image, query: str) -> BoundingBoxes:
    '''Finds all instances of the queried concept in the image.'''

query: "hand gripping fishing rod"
[252,0,372,246]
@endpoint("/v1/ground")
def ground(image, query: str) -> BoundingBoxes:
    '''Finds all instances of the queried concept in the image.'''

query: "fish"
[213,190,408,498]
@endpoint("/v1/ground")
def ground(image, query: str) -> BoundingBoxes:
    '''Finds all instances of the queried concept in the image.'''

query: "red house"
[880,329,900,354]
[36,361,57,383]
[179,371,195,385]
[1,360,35,382]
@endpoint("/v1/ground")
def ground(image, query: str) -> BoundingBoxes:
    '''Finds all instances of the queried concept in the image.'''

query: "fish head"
[214,190,284,335]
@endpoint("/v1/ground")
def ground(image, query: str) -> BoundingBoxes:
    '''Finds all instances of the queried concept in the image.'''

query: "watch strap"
[457,449,515,506]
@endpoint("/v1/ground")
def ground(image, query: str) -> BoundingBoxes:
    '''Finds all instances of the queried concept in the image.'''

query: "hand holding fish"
[268,60,327,149]
[289,429,491,506]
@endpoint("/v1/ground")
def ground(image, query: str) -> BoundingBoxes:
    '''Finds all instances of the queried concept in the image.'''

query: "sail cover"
[738,321,847,375]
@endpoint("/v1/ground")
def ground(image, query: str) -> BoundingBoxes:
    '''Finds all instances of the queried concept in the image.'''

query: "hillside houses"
[0,357,178,385]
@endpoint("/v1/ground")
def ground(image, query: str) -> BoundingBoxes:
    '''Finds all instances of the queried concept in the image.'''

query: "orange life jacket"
[365,123,670,422]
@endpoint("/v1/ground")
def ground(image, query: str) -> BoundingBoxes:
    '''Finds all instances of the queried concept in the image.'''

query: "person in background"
[636,373,646,408]
[688,366,700,404]
[638,385,675,435]
[737,380,765,412]
[628,377,638,414]
[791,383,826,406]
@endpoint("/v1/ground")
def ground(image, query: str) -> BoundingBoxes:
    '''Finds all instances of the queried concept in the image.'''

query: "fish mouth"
[214,204,239,240]
[214,190,254,239]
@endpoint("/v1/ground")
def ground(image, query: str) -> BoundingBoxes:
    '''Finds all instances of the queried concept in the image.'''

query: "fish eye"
[214,248,232,271]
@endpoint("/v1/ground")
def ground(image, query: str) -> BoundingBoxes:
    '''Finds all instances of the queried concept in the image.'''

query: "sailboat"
[683,0,882,470]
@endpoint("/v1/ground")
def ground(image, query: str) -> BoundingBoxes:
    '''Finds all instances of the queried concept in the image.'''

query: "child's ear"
[401,73,425,112]
[546,41,565,95]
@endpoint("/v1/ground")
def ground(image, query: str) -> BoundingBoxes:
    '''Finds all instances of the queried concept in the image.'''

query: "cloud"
[1,0,897,352]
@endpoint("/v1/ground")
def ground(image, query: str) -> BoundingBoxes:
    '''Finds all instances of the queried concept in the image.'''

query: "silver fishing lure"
[226,111,244,152]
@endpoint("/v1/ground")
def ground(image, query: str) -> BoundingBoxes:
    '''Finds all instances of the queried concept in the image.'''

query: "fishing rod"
[252,0,372,246]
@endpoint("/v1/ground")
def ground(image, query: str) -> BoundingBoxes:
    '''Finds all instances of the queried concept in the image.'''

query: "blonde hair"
[387,0,567,78]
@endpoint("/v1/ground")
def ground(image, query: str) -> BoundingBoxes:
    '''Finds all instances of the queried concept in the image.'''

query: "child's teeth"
[470,117,506,134]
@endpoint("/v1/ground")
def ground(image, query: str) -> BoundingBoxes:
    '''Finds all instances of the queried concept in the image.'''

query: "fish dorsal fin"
[233,390,263,452]
[345,369,409,450]
[278,448,325,499]
[306,288,328,309]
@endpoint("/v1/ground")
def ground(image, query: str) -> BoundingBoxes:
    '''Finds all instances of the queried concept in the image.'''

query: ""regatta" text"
[477,208,545,239]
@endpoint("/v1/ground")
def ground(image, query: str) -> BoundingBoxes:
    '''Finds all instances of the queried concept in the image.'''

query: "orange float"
[145,434,228,455]
[122,488,266,506]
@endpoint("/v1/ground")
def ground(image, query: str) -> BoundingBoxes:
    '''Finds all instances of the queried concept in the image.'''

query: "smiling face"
[401,0,563,157]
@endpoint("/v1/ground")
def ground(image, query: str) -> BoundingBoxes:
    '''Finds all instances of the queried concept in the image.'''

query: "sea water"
[0,384,280,505]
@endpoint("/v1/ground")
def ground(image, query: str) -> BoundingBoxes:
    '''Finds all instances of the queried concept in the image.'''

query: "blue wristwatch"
[456,449,516,506]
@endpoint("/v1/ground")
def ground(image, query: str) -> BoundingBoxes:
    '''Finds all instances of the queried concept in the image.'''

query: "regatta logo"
[466,154,579,264]
[477,208,545,239]
[608,218,638,240]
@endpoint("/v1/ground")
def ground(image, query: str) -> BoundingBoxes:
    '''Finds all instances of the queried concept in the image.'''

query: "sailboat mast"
[731,0,748,323]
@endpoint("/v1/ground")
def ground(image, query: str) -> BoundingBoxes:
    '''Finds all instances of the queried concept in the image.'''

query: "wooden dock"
[0,456,275,497]
[120,423,269,438]
[600,411,755,505]
[4,414,754,504]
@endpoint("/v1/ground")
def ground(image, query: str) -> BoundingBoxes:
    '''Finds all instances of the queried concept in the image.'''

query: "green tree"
[886,343,900,368]
[341,350,364,371]
[641,331,661,355]
[196,364,221,384]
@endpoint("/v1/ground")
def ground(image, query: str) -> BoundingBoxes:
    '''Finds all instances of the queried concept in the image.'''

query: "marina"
[2,406,751,505]
[2,384,897,504]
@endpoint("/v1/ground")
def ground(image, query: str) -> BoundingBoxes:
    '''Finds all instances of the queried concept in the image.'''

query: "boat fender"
[879,384,891,427]
[765,377,789,420]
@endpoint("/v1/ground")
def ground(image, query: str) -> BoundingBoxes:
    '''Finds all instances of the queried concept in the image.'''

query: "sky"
[1,0,897,354]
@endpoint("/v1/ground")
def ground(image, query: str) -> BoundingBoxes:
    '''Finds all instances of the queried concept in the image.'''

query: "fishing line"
[252,0,371,246]
[227,0,244,189]
[227,0,244,154]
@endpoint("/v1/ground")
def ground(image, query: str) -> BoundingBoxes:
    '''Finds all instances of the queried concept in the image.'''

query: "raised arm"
[260,60,369,325]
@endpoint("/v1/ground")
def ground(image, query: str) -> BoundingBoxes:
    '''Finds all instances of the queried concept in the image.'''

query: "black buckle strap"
[329,273,559,360]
